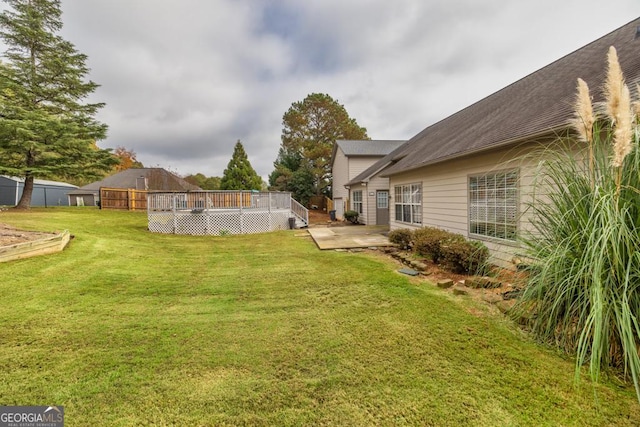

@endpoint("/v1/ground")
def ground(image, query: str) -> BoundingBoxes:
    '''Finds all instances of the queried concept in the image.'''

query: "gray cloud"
[2,0,640,180]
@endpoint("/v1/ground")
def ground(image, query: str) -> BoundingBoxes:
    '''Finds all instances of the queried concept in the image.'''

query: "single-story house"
[355,17,640,268]
[67,168,201,207]
[331,139,404,223]
[0,175,77,207]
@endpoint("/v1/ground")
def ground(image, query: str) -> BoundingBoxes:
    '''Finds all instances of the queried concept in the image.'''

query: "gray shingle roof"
[376,18,640,178]
[335,140,405,157]
[67,168,201,195]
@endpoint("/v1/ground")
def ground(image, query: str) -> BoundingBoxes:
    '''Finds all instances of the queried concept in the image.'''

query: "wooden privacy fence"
[308,195,333,211]
[100,187,148,211]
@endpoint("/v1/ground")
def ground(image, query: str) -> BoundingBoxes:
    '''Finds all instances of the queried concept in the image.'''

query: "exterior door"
[376,190,390,225]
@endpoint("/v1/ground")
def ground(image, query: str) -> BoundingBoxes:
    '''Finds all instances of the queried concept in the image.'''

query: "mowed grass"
[0,208,639,426]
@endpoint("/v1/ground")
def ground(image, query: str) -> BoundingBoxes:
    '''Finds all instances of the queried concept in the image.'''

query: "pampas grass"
[514,47,640,401]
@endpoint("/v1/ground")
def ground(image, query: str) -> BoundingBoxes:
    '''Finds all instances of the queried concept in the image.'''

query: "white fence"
[147,191,306,235]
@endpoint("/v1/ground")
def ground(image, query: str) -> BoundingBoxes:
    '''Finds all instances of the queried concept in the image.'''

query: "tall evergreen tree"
[268,147,314,205]
[278,93,369,196]
[0,0,116,209]
[220,140,263,190]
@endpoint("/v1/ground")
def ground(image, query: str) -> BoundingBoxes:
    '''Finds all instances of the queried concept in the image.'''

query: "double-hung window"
[394,184,422,225]
[352,190,363,214]
[469,170,518,241]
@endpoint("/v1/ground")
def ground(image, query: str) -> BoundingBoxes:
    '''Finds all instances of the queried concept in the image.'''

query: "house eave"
[380,126,566,178]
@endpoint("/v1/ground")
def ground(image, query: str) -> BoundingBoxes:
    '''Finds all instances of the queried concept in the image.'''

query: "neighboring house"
[67,168,201,207]
[355,18,640,268]
[331,139,404,223]
[0,175,77,207]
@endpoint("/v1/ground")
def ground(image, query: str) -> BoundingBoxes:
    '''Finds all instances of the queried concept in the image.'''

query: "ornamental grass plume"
[611,83,633,168]
[604,46,624,125]
[572,78,594,145]
[572,78,595,179]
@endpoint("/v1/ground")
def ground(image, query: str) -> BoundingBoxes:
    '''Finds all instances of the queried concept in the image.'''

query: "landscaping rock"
[467,276,502,289]
[436,279,454,289]
[398,268,419,276]
[496,300,516,313]
[502,288,524,300]
[481,292,503,304]
[411,261,427,271]
[452,285,469,296]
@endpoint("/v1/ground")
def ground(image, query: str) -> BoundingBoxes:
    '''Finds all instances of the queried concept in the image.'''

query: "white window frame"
[468,170,518,242]
[352,190,363,214]
[394,184,422,225]
[376,191,388,209]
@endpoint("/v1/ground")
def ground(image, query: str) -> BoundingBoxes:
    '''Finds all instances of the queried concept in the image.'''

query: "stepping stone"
[398,268,419,276]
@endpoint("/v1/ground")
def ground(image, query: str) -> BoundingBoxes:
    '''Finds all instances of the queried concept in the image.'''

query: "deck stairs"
[290,198,309,229]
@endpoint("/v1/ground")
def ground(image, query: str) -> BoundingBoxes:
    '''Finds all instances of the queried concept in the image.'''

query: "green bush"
[440,239,489,274]
[344,210,359,224]
[388,229,413,250]
[412,227,462,262]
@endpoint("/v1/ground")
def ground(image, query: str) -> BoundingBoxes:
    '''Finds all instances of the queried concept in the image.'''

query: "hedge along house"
[331,139,404,223]
[355,18,640,268]
[67,168,200,207]
[0,175,77,207]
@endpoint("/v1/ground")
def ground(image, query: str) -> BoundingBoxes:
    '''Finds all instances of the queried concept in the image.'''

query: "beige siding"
[333,151,388,222]
[355,176,389,225]
[389,144,542,269]
[332,148,350,203]
[349,157,380,179]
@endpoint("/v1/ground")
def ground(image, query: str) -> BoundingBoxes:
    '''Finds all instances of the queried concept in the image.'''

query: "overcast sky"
[3,1,640,180]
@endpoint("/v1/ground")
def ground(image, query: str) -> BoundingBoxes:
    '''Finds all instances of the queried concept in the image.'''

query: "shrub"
[388,229,413,250]
[343,210,359,224]
[439,239,489,274]
[412,227,462,262]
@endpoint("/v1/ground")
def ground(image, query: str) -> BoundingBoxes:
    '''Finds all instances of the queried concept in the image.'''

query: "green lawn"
[0,208,638,426]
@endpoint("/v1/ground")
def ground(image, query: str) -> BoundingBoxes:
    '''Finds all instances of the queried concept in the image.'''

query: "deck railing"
[290,198,309,225]
[147,191,293,212]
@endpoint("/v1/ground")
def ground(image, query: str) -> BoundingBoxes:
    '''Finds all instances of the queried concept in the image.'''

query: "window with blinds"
[469,170,518,241]
[394,184,422,225]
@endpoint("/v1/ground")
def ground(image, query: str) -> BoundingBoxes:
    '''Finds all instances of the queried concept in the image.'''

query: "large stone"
[436,279,454,289]
[467,276,502,289]
[452,285,469,296]
[481,292,503,304]
[411,261,428,271]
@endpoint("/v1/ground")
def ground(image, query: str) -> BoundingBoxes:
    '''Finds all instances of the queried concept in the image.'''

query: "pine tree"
[220,140,263,190]
[0,0,117,209]
[279,93,369,196]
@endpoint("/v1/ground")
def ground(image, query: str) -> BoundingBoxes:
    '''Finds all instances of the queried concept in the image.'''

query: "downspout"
[15,180,19,205]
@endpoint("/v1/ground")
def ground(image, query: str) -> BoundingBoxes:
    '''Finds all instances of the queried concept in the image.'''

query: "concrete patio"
[307,225,394,250]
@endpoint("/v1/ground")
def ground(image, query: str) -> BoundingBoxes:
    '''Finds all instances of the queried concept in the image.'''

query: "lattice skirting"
[148,210,292,235]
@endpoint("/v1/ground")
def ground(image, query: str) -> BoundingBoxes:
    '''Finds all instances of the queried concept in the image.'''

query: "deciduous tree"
[0,0,116,208]
[112,146,143,172]
[183,173,221,190]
